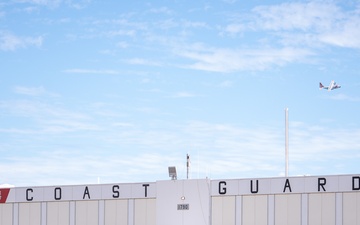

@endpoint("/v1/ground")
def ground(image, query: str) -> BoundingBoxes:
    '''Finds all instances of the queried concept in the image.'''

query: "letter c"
[26,188,33,201]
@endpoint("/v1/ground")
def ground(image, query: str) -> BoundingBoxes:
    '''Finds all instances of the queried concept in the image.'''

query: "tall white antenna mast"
[186,154,190,179]
[285,108,289,177]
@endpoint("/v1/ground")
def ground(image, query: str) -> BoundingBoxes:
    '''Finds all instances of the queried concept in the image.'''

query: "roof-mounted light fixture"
[168,166,177,180]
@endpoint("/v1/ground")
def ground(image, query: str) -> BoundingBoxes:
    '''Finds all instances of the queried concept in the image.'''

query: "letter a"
[283,179,292,193]
[83,186,91,199]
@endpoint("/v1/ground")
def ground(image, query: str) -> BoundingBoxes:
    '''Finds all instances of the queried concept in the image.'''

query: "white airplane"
[319,80,341,91]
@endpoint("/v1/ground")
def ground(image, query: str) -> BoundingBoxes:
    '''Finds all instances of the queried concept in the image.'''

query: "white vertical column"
[268,195,275,225]
[335,193,343,225]
[235,196,242,225]
[41,202,47,225]
[98,200,104,225]
[285,108,289,177]
[13,203,19,225]
[301,194,308,225]
[128,199,134,225]
[69,201,75,225]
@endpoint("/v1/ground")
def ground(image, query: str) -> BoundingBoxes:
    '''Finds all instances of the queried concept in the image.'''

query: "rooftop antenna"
[186,154,190,179]
[285,108,289,177]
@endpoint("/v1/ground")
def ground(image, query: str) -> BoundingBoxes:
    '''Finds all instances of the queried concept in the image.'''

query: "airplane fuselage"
[319,80,341,91]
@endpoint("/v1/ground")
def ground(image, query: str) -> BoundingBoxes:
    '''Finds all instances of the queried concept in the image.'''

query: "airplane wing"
[320,81,341,91]
[331,84,341,90]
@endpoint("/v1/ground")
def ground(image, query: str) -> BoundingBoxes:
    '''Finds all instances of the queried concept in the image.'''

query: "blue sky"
[1,0,360,187]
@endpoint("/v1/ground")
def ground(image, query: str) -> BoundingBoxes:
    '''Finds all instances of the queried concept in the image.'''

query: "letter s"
[112,185,120,198]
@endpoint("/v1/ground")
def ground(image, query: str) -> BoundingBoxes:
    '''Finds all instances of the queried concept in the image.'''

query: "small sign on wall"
[177,204,189,210]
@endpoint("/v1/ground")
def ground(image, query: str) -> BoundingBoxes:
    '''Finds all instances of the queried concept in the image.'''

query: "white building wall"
[134,199,156,225]
[18,203,41,225]
[241,195,267,225]
[0,204,13,225]
[343,192,360,225]
[212,196,235,225]
[1,174,360,225]
[156,179,210,225]
[75,201,99,225]
[104,200,128,225]
[47,201,70,225]
[274,194,301,225]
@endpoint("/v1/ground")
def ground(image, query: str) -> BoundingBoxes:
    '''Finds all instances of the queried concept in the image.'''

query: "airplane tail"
[319,82,324,89]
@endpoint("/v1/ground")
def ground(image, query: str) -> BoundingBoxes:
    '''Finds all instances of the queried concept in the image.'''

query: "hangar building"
[1,174,360,225]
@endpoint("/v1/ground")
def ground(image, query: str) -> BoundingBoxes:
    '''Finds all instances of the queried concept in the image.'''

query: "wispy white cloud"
[41,119,100,133]
[254,2,360,49]
[171,2,360,73]
[219,1,360,49]
[319,16,360,48]
[1,106,359,185]
[0,99,92,133]
[123,58,163,67]
[170,92,198,98]
[14,86,46,96]
[13,86,60,97]
[0,31,43,51]
[116,41,129,48]
[105,29,136,37]
[181,121,360,178]
[222,0,237,4]
[0,150,179,186]
[222,23,245,36]
[67,0,92,9]
[182,20,208,29]
[219,80,233,88]
[177,44,314,72]
[148,6,173,15]
[252,2,340,32]
[327,93,360,102]
[63,69,119,75]
[12,0,90,9]
[112,122,135,128]
[13,0,62,8]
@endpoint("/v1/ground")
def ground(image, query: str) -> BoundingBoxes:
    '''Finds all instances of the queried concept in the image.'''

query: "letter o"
[54,187,62,200]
